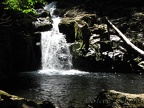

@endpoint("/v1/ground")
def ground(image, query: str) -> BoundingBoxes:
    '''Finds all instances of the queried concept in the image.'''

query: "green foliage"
[3,0,46,14]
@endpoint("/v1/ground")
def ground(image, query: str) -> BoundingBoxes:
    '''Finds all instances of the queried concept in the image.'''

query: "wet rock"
[0,90,56,108]
[81,14,97,27]
[64,9,80,18]
[90,24,100,34]
[58,2,144,72]
[59,18,76,43]
[33,32,41,42]
[33,9,53,32]
[99,24,112,52]
[40,101,55,108]
[86,90,144,108]
[110,35,124,49]
[59,14,96,44]
[36,9,51,18]
[33,17,52,32]
[75,20,91,51]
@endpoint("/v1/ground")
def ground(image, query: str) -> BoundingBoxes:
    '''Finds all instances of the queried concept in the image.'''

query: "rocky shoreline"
[0,90,55,108]
[1,89,144,108]
[86,90,144,108]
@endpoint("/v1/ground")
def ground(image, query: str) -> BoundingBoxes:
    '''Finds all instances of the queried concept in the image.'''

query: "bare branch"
[106,17,144,57]
[0,12,12,27]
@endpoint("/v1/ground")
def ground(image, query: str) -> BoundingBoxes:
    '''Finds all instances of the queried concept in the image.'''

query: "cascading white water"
[41,2,72,70]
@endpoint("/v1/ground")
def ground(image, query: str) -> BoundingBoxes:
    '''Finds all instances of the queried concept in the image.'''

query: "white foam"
[38,69,88,76]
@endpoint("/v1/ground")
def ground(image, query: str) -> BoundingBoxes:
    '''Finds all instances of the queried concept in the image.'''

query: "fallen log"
[87,90,144,108]
[106,17,144,57]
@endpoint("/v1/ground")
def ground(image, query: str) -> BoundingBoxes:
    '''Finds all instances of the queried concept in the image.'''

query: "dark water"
[1,70,144,107]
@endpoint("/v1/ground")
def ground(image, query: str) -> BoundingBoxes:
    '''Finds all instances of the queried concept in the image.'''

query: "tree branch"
[106,17,144,57]
[0,12,12,27]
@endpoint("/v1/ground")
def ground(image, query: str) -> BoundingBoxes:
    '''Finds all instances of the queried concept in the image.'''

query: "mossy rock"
[81,14,97,27]
[59,17,91,51]
[74,20,91,51]
[0,90,55,108]
[100,41,113,52]
[59,18,76,43]
[34,21,52,32]
[88,90,144,108]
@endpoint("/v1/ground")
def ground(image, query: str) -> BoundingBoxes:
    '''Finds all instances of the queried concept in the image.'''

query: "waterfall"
[41,2,72,70]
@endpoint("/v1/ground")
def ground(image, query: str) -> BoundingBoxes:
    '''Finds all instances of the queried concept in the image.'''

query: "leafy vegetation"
[2,0,46,14]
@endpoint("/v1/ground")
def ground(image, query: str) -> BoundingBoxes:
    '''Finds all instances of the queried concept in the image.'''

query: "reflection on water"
[0,70,144,107]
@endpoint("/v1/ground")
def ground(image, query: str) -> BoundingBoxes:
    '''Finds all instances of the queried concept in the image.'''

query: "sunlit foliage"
[3,0,46,14]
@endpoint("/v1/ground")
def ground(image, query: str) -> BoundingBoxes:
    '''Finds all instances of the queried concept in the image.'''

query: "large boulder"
[36,9,51,18]
[58,18,76,43]
[59,14,116,71]
[59,14,96,43]
[86,90,144,108]
[0,90,55,108]
[33,17,52,32]
[74,20,91,51]
[98,24,112,52]
[80,14,97,27]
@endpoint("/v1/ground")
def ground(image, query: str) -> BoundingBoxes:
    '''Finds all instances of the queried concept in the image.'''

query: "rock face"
[33,18,52,32]
[57,2,144,72]
[86,90,144,108]
[59,18,76,43]
[0,6,53,75]
[0,90,55,108]
[58,13,130,72]
[0,0,144,73]
[33,9,52,32]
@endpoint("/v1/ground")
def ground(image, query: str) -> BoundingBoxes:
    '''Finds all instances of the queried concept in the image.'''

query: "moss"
[60,18,72,24]
[74,21,82,41]
[59,15,91,58]
[92,90,144,108]
[81,14,97,27]
[74,20,90,51]
[59,18,76,42]
[64,9,79,17]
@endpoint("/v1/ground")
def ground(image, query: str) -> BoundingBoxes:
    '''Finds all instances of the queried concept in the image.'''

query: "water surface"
[1,70,144,107]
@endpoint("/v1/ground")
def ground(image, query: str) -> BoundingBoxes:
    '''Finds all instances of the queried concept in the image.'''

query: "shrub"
[3,0,46,14]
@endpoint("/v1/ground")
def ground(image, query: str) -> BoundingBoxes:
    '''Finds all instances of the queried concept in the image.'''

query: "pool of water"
[0,70,144,107]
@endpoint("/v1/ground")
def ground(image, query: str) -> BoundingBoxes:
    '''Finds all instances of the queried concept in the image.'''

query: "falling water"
[41,2,72,70]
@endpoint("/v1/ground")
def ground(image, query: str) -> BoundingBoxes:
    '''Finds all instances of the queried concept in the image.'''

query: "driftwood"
[87,90,144,108]
[106,17,144,57]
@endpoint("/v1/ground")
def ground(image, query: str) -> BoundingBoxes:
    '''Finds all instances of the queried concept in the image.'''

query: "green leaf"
[2,0,45,14]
